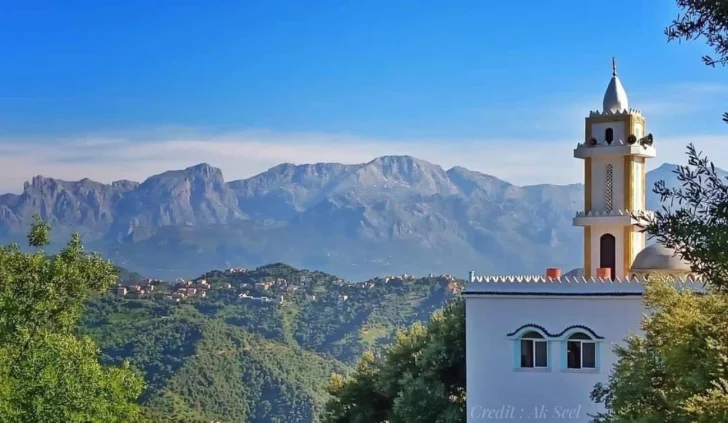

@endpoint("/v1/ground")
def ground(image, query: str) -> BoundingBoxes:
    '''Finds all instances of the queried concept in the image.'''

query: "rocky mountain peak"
[348,155,458,196]
[0,158,721,281]
[185,163,220,176]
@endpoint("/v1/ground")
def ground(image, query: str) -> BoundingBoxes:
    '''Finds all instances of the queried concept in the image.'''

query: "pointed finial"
[612,57,617,76]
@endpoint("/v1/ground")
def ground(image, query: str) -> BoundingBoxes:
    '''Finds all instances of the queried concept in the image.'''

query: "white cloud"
[0,80,724,193]
[0,128,725,194]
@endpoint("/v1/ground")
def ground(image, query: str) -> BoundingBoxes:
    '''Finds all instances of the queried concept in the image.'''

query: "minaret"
[573,59,656,279]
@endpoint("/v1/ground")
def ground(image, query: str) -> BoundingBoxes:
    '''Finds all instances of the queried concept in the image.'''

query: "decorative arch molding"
[506,324,550,339]
[506,324,604,340]
[552,325,604,340]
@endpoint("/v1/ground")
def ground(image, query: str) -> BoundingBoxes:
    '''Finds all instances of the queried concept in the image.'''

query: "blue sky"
[0,0,725,191]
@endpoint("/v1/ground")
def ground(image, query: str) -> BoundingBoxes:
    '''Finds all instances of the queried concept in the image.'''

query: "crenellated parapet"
[468,273,699,284]
[465,270,704,296]
[573,139,656,159]
[589,108,643,117]
[574,209,653,218]
[575,137,641,149]
[572,208,653,227]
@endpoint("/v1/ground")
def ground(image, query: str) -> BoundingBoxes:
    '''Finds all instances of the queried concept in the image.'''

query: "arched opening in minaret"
[605,128,614,144]
[599,234,616,280]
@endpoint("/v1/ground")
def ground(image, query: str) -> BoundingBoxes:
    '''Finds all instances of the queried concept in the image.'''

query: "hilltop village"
[111,265,462,306]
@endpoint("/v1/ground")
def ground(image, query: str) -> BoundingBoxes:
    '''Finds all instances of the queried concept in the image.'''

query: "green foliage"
[603,141,728,421]
[591,278,728,422]
[638,144,728,288]
[85,304,345,422]
[323,299,465,423]
[0,332,145,423]
[0,215,145,422]
[667,0,728,67]
[79,264,461,421]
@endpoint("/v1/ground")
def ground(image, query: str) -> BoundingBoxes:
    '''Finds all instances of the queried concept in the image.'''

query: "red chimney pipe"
[546,268,562,279]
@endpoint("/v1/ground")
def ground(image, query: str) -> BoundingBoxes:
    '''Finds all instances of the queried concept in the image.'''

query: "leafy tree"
[591,277,728,422]
[638,144,728,289]
[666,0,728,122]
[323,298,465,423]
[0,216,145,422]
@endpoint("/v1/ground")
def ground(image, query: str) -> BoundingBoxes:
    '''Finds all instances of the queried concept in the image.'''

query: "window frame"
[520,331,548,368]
[507,326,551,372]
[559,330,600,372]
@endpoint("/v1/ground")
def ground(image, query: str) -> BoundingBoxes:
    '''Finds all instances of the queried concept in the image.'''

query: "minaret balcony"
[573,209,654,227]
[573,140,656,159]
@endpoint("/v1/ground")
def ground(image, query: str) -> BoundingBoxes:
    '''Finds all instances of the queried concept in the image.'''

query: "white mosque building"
[464,60,702,422]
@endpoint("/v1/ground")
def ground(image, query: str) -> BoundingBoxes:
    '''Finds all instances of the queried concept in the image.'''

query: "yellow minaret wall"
[581,113,648,278]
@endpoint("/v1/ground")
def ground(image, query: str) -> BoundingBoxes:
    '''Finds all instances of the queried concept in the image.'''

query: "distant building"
[255,281,273,290]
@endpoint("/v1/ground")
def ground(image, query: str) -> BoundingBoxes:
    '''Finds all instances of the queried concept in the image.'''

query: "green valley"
[80,263,463,422]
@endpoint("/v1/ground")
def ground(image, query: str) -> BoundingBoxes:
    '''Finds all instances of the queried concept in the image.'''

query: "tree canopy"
[638,144,728,289]
[591,278,728,422]
[323,298,465,423]
[0,216,145,422]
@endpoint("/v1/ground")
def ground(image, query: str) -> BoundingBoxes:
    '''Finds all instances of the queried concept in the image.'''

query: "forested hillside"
[80,263,462,422]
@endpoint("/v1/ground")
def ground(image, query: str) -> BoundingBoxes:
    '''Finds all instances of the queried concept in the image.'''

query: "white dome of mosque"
[631,242,691,273]
[602,58,629,113]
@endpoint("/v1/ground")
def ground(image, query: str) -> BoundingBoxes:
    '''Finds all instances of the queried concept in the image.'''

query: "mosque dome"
[631,242,691,273]
[602,58,629,113]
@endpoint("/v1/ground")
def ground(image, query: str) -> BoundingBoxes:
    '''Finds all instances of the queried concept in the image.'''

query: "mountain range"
[0,156,705,280]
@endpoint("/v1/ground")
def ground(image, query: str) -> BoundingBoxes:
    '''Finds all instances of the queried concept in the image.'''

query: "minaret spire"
[603,57,628,112]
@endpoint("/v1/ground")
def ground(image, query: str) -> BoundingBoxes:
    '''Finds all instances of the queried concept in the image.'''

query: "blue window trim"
[560,330,601,373]
[507,324,604,340]
[506,325,549,340]
[507,325,604,372]
[511,335,551,372]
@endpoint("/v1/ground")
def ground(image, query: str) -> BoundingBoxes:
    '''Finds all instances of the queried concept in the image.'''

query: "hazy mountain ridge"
[0,157,699,280]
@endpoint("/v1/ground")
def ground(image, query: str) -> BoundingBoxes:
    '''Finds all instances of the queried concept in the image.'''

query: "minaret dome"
[602,58,629,113]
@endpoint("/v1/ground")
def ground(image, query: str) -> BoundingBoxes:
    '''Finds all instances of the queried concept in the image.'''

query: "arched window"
[605,128,614,144]
[605,164,614,211]
[520,331,548,368]
[566,333,596,369]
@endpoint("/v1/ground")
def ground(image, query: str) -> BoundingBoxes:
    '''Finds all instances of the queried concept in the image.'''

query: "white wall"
[591,122,626,145]
[466,295,645,423]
